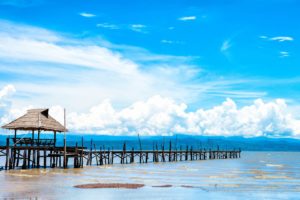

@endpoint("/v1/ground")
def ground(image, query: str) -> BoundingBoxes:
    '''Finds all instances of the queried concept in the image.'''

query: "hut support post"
[54,131,57,146]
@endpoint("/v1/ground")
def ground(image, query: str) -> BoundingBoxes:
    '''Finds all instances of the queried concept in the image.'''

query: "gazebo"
[1,108,67,146]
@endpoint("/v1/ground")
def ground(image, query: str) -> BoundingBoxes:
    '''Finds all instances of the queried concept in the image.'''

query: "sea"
[0,134,300,200]
[0,135,300,199]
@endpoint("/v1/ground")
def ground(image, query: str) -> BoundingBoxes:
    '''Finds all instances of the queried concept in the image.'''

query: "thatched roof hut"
[2,108,67,145]
[2,108,66,132]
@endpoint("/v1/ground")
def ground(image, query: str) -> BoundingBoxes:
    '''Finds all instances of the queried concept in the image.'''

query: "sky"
[0,0,299,137]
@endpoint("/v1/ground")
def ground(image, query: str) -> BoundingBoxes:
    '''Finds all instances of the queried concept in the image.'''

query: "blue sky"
[0,0,299,136]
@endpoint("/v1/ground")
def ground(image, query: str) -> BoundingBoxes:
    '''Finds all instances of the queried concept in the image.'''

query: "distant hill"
[0,133,299,151]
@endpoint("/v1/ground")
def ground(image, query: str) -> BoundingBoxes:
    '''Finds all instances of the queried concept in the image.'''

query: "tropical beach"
[1,0,300,199]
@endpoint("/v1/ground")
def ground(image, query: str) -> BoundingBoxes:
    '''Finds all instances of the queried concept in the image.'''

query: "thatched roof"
[2,108,67,132]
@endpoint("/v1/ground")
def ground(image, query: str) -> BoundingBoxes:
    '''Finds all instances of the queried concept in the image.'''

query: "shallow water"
[0,152,300,200]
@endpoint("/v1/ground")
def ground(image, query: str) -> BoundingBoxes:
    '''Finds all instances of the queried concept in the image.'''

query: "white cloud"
[96,23,119,30]
[0,84,17,126]
[0,21,138,75]
[0,84,15,99]
[3,93,299,137]
[280,51,289,58]
[161,40,184,45]
[1,84,299,137]
[259,35,268,39]
[79,12,96,18]
[0,20,270,122]
[269,36,294,42]
[178,16,196,21]
[0,20,204,111]
[130,24,147,33]
[63,96,300,137]
[220,40,232,52]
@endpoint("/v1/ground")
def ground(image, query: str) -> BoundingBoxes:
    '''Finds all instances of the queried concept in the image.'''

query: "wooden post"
[54,131,57,147]
[100,147,103,165]
[81,137,84,167]
[63,108,67,168]
[185,145,188,161]
[27,149,31,168]
[169,140,172,162]
[14,129,17,142]
[44,149,47,168]
[5,137,9,170]
[180,146,182,161]
[38,129,40,146]
[22,149,27,169]
[94,144,98,166]
[16,149,20,167]
[63,138,67,168]
[111,147,114,164]
[146,152,148,163]
[32,149,36,168]
[162,144,165,162]
[37,149,40,168]
[131,147,134,163]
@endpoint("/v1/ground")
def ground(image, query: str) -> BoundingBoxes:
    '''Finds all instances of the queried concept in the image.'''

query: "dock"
[0,108,241,170]
[0,138,241,170]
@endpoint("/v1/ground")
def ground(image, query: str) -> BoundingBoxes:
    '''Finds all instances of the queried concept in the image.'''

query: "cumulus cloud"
[48,96,300,137]
[1,84,299,138]
[178,16,196,21]
[0,84,18,125]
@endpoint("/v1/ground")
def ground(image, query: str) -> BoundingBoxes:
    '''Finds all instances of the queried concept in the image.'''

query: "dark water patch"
[74,183,145,189]
[152,184,172,188]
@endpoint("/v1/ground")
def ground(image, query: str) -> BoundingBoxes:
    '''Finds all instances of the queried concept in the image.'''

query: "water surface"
[1,152,299,199]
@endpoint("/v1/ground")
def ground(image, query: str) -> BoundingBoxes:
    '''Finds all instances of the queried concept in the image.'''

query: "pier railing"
[12,138,55,146]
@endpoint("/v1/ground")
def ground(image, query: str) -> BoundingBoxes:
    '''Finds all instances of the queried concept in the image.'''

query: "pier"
[0,108,241,170]
[0,141,241,170]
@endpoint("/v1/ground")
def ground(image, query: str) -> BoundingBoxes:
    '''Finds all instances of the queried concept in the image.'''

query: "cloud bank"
[1,85,299,137]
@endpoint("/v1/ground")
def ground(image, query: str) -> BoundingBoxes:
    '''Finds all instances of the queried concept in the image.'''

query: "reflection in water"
[1,152,300,200]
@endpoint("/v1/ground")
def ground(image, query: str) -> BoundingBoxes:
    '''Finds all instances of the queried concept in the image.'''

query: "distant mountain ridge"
[0,133,299,151]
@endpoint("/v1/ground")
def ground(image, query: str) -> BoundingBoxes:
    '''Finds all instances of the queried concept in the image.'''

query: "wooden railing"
[12,138,55,146]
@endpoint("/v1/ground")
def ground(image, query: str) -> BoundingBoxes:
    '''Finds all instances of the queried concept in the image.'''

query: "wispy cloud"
[270,36,293,42]
[261,35,294,42]
[79,12,96,18]
[0,20,203,110]
[161,40,184,45]
[96,23,119,30]
[280,51,289,58]
[178,16,196,21]
[0,0,42,7]
[130,24,147,33]
[259,35,268,39]
[220,40,232,52]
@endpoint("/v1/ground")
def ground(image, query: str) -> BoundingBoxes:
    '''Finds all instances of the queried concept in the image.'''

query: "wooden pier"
[0,139,241,170]
[0,108,241,170]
